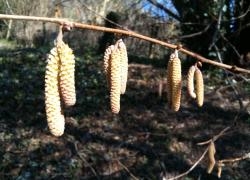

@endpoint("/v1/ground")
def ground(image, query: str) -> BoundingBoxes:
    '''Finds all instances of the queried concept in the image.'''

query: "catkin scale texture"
[166,58,173,107]
[57,42,76,107]
[187,65,196,98]
[45,47,65,136]
[110,49,121,114]
[195,68,204,107]
[117,40,128,94]
[103,45,114,90]
[170,57,182,111]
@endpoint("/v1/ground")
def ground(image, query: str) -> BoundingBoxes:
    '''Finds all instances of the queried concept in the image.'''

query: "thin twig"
[0,14,249,74]
[178,23,211,39]
[197,126,231,146]
[218,32,241,58]
[117,160,139,180]
[74,142,100,180]
[214,44,244,109]
[76,0,130,31]
[208,0,224,50]
[164,146,209,180]
[165,126,232,180]
[218,152,250,164]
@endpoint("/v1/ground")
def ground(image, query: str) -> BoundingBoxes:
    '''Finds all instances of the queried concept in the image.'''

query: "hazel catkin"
[117,39,128,95]
[217,163,222,178]
[45,46,65,136]
[207,141,216,174]
[187,65,196,98]
[103,45,115,89]
[195,67,204,107]
[169,54,182,111]
[110,48,121,114]
[57,41,76,107]
[166,57,173,107]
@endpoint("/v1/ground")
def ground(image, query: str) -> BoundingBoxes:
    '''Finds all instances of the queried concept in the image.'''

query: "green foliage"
[0,39,16,49]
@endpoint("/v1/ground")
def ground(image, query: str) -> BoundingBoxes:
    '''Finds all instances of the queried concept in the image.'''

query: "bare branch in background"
[178,23,211,39]
[214,44,244,110]
[146,0,181,21]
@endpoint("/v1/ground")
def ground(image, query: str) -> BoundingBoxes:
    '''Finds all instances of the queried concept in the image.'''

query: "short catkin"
[110,48,121,114]
[195,67,204,107]
[170,54,182,111]
[207,141,216,174]
[103,45,115,89]
[57,41,76,107]
[45,46,65,136]
[117,39,128,95]
[217,165,222,178]
[187,65,196,98]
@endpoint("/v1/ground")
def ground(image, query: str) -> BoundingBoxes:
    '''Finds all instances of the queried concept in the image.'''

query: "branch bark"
[0,14,249,74]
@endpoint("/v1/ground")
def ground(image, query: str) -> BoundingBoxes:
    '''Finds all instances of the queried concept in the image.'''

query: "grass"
[0,39,17,49]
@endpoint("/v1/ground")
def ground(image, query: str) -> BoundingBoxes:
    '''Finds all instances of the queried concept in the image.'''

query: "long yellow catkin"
[110,48,121,114]
[103,45,115,90]
[166,57,173,107]
[187,65,196,98]
[57,41,76,107]
[45,46,65,136]
[195,67,204,107]
[170,54,182,111]
[117,39,128,95]
[207,141,216,174]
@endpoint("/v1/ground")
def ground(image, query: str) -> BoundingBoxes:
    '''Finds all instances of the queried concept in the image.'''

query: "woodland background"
[0,0,250,179]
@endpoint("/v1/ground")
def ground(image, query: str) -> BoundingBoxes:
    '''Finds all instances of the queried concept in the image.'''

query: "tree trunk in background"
[96,0,111,24]
[5,19,12,40]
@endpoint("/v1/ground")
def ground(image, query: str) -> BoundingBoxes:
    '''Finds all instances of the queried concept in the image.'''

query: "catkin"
[217,165,222,178]
[103,45,115,89]
[45,47,65,136]
[187,65,196,98]
[195,68,204,107]
[57,41,76,107]
[110,48,121,114]
[117,39,128,95]
[170,55,182,111]
[207,141,216,174]
[166,58,173,107]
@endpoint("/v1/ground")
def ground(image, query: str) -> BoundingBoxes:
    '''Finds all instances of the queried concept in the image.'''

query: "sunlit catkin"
[103,45,115,90]
[207,141,216,174]
[110,49,121,114]
[45,47,65,136]
[187,65,196,98]
[166,57,173,107]
[195,68,204,107]
[117,39,128,94]
[57,41,76,107]
[170,54,182,111]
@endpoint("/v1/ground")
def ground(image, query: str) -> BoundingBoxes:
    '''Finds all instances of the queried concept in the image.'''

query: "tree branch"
[146,0,181,21]
[0,14,249,74]
[164,146,209,180]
